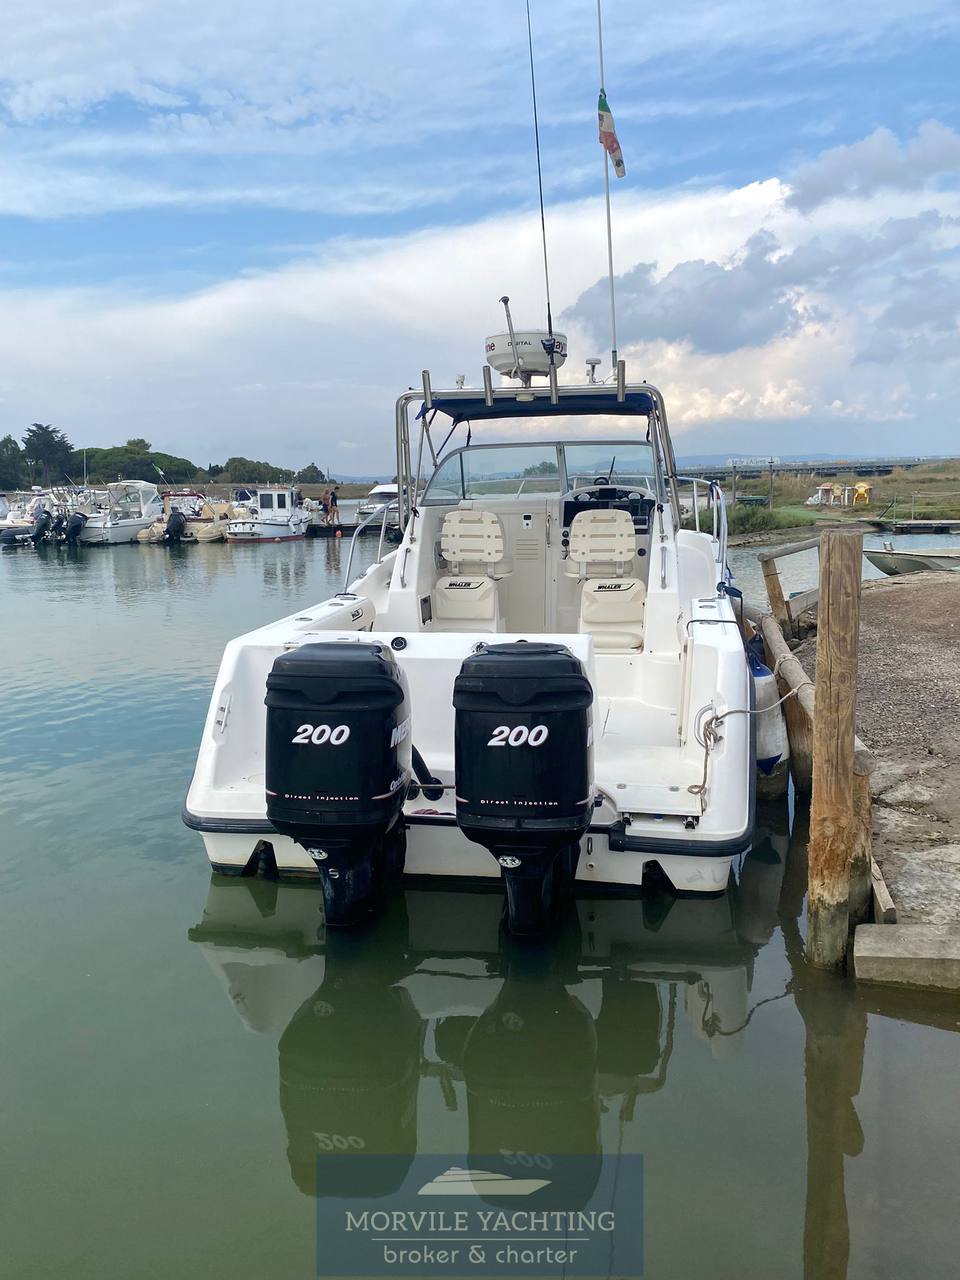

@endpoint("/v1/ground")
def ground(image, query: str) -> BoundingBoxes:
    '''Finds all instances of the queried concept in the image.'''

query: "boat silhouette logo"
[418,1167,550,1197]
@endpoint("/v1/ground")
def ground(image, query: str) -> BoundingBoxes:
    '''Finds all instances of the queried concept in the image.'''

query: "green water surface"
[1,538,958,1280]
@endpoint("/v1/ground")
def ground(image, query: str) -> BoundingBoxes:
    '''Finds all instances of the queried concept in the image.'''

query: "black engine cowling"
[453,642,594,935]
[166,509,187,542]
[265,642,412,924]
[30,510,53,544]
[64,512,87,545]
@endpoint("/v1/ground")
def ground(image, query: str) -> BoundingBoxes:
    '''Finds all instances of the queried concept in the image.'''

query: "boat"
[225,485,311,542]
[0,490,57,545]
[185,323,754,935]
[864,542,960,575]
[357,483,400,521]
[76,480,163,545]
[138,491,236,544]
[0,492,75,546]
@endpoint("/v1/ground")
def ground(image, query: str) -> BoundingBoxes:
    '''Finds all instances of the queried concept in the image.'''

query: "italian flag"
[598,90,625,178]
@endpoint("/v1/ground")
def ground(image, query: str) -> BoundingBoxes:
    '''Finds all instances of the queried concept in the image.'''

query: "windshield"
[422,441,657,503]
[564,444,656,491]
[424,445,562,501]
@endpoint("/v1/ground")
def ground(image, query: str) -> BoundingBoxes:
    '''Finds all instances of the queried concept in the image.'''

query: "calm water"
[728,531,960,604]
[1,538,959,1280]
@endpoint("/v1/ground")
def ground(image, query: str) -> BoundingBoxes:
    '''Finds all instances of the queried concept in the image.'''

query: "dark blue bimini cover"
[417,389,656,423]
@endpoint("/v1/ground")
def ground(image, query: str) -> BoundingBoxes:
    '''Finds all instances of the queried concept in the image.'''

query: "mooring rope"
[689,685,801,803]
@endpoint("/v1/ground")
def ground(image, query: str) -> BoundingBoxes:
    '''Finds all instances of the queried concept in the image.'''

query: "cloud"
[787,122,960,212]
[569,232,804,355]
[0,0,957,220]
[566,207,960,361]
[0,159,958,465]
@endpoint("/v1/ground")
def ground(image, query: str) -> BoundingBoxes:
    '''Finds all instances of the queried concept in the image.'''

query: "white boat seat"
[564,508,636,578]
[433,509,506,631]
[565,509,645,650]
[580,577,646,650]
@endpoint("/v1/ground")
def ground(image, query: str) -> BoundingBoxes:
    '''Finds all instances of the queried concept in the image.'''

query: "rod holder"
[500,295,523,378]
[616,359,626,402]
[482,365,494,407]
[421,370,433,410]
[548,365,559,405]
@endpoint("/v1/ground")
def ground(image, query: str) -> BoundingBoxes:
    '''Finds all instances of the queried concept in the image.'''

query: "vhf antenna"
[525,0,557,386]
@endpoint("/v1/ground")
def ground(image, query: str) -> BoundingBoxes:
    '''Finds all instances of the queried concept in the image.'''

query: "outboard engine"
[30,510,53,545]
[64,512,87,546]
[50,512,66,541]
[453,642,594,935]
[165,508,187,543]
[265,642,412,924]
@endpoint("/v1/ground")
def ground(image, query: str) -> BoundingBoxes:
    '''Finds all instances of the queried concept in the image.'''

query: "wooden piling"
[758,537,821,636]
[761,557,791,631]
[808,531,863,968]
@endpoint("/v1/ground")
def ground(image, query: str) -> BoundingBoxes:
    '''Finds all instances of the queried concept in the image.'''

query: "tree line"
[0,425,331,490]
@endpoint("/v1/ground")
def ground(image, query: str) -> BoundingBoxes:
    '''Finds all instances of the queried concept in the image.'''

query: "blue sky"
[1,0,959,467]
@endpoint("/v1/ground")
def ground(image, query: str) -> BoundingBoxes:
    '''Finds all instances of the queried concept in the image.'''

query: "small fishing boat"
[225,486,311,542]
[186,317,755,935]
[864,542,960,575]
[76,481,163,544]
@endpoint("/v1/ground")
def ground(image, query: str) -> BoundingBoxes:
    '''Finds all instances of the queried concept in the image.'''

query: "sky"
[0,0,958,470]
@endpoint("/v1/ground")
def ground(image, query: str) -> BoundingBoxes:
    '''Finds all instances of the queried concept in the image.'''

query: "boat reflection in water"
[189,811,790,1207]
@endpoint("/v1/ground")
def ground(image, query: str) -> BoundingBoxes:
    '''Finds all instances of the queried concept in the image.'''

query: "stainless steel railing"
[341,502,393,592]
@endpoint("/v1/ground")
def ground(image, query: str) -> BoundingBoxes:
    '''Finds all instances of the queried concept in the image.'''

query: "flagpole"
[597,0,618,374]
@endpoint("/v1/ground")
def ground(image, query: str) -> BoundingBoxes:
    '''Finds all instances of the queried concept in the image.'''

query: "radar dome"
[485,331,568,378]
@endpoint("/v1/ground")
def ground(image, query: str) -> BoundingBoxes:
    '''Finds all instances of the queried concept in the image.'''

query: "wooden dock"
[869,518,960,534]
[307,522,387,539]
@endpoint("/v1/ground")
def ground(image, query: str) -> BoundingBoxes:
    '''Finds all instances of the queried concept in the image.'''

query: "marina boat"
[225,485,311,542]
[864,542,960,575]
[0,491,72,546]
[138,490,236,544]
[185,327,754,935]
[357,482,401,521]
[77,480,163,545]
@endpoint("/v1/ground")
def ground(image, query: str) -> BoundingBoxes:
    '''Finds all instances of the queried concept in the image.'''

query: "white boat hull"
[186,605,751,899]
[79,517,157,544]
[225,520,307,542]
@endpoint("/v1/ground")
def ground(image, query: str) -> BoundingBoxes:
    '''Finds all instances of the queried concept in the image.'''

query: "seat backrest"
[566,508,636,577]
[440,509,505,572]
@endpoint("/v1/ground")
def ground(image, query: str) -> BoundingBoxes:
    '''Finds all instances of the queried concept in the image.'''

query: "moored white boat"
[357,483,400,522]
[77,481,163,544]
[0,491,56,544]
[225,486,310,542]
[185,326,754,936]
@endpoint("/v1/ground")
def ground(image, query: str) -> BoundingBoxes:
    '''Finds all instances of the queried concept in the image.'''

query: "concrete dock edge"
[854,924,960,992]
